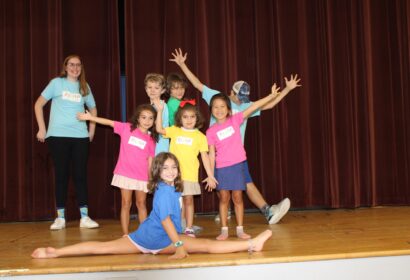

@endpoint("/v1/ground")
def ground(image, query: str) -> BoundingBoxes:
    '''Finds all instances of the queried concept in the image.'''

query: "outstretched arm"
[77,111,114,127]
[34,96,48,142]
[242,84,281,119]
[261,74,301,111]
[162,216,188,259]
[169,48,204,92]
[153,99,166,135]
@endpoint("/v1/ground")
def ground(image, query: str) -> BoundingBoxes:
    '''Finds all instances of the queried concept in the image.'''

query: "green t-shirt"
[167,97,181,126]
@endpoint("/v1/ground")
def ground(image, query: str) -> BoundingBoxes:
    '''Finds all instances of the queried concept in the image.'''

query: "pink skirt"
[111,174,148,193]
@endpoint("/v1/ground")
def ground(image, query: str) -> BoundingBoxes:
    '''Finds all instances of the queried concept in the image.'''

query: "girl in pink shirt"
[77,104,158,235]
[206,87,279,240]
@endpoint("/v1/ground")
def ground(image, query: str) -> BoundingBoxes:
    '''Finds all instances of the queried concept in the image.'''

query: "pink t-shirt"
[113,122,156,181]
[206,112,246,168]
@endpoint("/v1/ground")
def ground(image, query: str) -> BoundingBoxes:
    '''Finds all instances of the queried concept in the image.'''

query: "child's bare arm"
[77,110,114,127]
[242,84,281,119]
[161,216,188,259]
[200,151,217,191]
[260,74,301,110]
[153,100,166,135]
[169,48,204,92]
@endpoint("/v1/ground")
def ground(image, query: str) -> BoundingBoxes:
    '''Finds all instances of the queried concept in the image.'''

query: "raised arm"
[76,110,114,127]
[260,74,301,111]
[161,216,188,259]
[169,48,204,92]
[242,84,280,119]
[34,96,48,142]
[153,100,166,135]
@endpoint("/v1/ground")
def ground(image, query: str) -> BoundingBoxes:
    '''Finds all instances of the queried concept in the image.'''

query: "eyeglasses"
[67,63,82,68]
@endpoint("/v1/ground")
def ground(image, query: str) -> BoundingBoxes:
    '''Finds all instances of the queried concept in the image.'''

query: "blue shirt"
[129,182,182,249]
[41,77,96,138]
[202,85,260,143]
[152,100,170,154]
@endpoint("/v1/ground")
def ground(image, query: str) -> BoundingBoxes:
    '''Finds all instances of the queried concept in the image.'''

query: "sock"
[260,204,270,218]
[221,226,228,235]
[79,206,88,218]
[236,226,244,236]
[57,208,65,219]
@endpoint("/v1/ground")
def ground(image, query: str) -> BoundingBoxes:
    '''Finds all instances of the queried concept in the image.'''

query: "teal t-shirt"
[167,97,181,126]
[202,85,260,143]
[41,77,96,138]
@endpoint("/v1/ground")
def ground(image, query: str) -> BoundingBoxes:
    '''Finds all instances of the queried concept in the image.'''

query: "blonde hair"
[59,54,89,96]
[144,73,166,89]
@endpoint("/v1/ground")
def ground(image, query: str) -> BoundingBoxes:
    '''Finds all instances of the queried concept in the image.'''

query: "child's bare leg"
[159,230,272,254]
[31,237,140,259]
[120,189,133,235]
[232,190,250,239]
[183,195,194,229]
[217,191,231,240]
[135,190,147,223]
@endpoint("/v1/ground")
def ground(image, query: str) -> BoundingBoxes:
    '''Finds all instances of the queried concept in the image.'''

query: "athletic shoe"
[192,225,203,234]
[268,198,291,225]
[50,218,66,230]
[79,217,99,229]
[214,208,232,222]
[184,228,196,238]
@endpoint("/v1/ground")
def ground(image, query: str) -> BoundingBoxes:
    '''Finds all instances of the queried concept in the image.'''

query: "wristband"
[174,240,184,247]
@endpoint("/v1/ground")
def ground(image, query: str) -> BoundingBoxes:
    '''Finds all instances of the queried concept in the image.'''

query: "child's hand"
[168,246,189,259]
[270,83,281,99]
[284,74,301,91]
[203,177,218,192]
[152,99,164,111]
[169,48,187,66]
[77,110,92,121]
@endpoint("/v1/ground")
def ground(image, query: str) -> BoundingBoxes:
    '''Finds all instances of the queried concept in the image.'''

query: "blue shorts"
[215,161,246,191]
[243,161,253,184]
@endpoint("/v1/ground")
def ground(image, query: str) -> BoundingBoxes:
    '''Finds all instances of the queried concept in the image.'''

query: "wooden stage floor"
[1,206,410,277]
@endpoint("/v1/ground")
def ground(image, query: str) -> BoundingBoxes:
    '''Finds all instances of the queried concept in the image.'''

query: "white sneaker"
[80,217,99,229]
[214,208,232,222]
[268,198,291,225]
[50,218,66,230]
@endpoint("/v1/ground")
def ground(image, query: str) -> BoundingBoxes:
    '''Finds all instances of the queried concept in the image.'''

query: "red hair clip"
[179,99,196,107]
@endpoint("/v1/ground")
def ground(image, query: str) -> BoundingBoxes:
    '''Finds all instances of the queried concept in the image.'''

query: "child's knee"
[232,192,243,204]
[183,195,194,206]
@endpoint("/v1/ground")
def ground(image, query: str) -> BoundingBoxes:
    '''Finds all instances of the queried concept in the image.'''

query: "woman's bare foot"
[237,232,251,240]
[31,247,58,259]
[251,230,272,252]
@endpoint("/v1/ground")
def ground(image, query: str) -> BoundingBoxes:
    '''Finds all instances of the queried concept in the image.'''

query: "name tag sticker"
[128,136,147,149]
[62,91,81,103]
[217,126,235,140]
[176,136,193,146]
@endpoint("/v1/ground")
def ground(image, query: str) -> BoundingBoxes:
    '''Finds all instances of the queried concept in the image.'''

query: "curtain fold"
[124,0,410,213]
[1,0,120,221]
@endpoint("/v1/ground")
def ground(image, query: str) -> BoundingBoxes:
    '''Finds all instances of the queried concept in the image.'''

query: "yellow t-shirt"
[164,126,208,182]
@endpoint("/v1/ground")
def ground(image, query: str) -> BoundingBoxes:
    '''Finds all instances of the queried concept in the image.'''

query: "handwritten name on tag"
[216,126,235,141]
[62,91,81,103]
[176,136,193,146]
[128,136,147,149]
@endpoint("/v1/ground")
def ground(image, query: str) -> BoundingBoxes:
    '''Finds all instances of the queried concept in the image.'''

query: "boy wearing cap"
[169,48,301,224]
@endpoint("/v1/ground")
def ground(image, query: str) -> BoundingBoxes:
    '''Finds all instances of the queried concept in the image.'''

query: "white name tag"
[61,91,81,103]
[217,126,235,141]
[128,136,147,149]
[176,136,193,146]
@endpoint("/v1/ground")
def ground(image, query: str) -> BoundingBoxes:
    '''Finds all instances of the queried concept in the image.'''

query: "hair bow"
[179,99,196,107]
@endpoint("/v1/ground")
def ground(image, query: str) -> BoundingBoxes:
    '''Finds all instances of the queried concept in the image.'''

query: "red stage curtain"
[0,0,121,221]
[124,0,410,213]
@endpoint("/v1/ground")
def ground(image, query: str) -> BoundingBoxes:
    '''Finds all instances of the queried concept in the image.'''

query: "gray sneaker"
[268,198,291,225]
[50,218,66,230]
[214,208,232,222]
